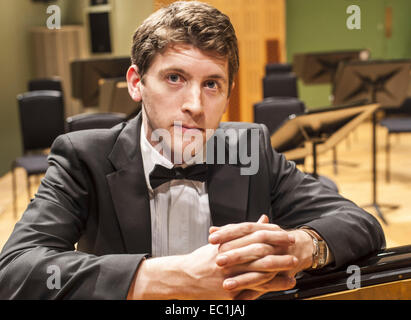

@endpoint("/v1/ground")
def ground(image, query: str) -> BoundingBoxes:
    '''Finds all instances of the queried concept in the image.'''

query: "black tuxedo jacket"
[0,113,385,299]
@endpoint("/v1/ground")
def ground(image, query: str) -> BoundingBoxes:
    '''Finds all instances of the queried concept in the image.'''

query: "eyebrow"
[159,68,228,83]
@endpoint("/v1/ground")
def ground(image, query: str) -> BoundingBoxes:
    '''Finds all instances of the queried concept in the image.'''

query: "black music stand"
[293,49,370,86]
[293,50,370,173]
[333,59,411,224]
[270,102,378,178]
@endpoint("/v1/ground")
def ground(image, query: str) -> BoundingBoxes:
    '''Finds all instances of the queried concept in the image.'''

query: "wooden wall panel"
[30,26,88,117]
[153,0,286,123]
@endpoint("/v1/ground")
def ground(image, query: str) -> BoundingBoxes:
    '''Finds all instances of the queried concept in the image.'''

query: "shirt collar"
[140,119,205,194]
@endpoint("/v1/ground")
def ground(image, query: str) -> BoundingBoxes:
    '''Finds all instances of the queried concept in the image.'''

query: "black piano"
[261,245,411,300]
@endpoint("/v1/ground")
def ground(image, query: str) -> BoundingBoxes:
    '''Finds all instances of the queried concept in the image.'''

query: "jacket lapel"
[206,127,250,227]
[207,164,250,227]
[106,114,152,254]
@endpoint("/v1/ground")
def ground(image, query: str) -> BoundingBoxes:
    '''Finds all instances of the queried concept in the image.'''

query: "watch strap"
[300,227,328,269]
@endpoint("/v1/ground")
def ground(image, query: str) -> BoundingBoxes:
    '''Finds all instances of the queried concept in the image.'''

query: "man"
[0,1,384,300]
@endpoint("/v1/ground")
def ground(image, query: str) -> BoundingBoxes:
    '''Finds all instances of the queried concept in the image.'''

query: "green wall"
[286,0,411,109]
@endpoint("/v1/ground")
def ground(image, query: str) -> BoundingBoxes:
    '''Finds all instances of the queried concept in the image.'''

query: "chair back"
[28,78,63,92]
[401,98,411,114]
[263,73,298,99]
[383,97,411,116]
[265,63,293,76]
[66,112,127,132]
[17,90,65,152]
[254,97,306,136]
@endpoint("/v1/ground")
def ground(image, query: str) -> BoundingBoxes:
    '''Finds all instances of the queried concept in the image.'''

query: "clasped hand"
[205,215,310,299]
[129,214,313,300]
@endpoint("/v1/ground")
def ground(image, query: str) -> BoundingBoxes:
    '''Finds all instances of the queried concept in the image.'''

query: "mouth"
[174,123,204,133]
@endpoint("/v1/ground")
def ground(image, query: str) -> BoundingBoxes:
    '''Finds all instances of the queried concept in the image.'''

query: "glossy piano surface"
[261,245,411,300]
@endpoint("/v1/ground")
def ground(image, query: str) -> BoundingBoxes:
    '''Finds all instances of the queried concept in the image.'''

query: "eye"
[167,74,181,83]
[205,80,218,89]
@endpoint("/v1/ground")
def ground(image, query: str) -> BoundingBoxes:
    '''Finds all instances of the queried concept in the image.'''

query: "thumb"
[257,214,269,224]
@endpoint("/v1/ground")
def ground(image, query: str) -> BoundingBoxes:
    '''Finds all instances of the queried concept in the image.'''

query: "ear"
[126,65,143,102]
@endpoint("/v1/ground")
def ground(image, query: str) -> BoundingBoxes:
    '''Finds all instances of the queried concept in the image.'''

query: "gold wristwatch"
[300,228,328,269]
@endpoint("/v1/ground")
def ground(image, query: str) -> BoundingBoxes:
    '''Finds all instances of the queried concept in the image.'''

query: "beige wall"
[111,0,154,56]
[0,0,154,176]
[0,0,50,176]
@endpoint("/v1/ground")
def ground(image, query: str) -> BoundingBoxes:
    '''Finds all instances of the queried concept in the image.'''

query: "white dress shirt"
[140,122,212,257]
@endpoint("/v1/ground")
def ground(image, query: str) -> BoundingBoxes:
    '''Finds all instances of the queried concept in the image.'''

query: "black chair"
[263,73,298,99]
[254,97,306,167]
[12,90,65,217]
[265,63,293,76]
[28,78,63,92]
[254,97,305,136]
[66,112,127,132]
[379,98,411,182]
[254,97,339,192]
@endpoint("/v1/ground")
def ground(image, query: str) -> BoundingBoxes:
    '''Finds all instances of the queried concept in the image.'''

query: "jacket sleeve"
[261,124,386,270]
[0,134,145,299]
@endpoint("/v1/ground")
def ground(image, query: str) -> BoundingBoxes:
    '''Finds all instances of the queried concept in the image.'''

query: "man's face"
[127,44,231,163]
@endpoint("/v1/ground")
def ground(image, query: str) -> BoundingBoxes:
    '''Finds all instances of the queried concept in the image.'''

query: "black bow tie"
[149,164,209,189]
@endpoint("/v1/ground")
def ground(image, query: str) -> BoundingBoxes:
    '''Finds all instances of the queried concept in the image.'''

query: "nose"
[181,83,203,117]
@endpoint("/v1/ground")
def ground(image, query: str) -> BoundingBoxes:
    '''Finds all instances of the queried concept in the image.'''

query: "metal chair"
[379,98,411,182]
[66,112,127,132]
[12,90,65,217]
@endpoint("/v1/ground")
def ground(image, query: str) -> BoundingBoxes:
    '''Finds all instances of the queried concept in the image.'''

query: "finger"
[209,226,220,234]
[223,271,276,291]
[209,222,283,245]
[224,273,296,292]
[209,214,268,235]
[218,229,295,253]
[252,274,297,292]
[257,214,269,224]
[216,243,278,267]
[228,255,299,273]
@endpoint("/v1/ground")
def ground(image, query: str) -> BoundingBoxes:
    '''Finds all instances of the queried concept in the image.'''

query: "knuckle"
[245,223,254,233]
[219,242,233,253]
[279,231,290,241]
[226,252,238,264]
[271,224,280,230]
[254,243,267,254]
[254,230,267,242]
[287,256,296,267]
